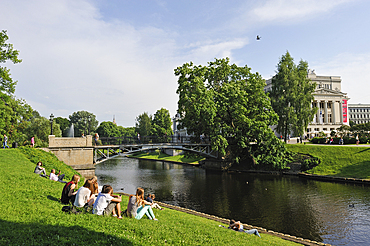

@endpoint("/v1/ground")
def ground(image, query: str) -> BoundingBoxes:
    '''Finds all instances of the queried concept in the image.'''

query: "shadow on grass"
[47,195,60,202]
[356,148,370,153]
[336,161,370,179]
[0,219,133,245]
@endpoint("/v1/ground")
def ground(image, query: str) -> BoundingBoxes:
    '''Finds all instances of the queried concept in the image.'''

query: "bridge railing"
[99,135,210,145]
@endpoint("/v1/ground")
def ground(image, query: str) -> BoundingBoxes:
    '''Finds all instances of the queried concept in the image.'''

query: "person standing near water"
[94,133,99,146]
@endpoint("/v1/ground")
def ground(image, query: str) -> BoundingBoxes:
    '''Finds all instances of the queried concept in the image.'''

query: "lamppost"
[49,113,54,135]
[88,115,91,135]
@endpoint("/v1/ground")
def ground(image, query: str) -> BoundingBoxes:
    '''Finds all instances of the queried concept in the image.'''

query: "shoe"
[153,218,158,221]
[117,216,122,219]
[112,214,117,217]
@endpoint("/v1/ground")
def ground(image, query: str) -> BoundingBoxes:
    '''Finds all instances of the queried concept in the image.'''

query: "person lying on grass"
[50,169,67,183]
[127,187,158,220]
[146,193,164,210]
[61,175,80,205]
[74,179,96,209]
[219,219,261,237]
[93,185,122,219]
[34,161,46,177]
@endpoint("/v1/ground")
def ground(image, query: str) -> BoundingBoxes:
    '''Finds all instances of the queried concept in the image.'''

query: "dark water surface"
[95,157,370,245]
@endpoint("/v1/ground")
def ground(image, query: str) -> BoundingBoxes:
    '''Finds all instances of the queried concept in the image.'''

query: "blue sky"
[2,0,369,126]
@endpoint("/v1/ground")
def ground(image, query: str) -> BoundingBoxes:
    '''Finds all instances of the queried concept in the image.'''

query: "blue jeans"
[3,141,9,149]
[135,205,156,220]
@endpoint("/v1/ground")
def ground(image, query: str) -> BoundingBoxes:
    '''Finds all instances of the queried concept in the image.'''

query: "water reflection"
[95,157,370,245]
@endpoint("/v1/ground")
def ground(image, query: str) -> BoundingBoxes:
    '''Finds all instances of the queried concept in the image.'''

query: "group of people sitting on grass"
[34,162,260,237]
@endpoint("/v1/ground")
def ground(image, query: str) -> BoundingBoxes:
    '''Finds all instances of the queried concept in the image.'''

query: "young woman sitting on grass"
[93,185,122,219]
[74,179,96,208]
[127,188,158,220]
[60,175,80,205]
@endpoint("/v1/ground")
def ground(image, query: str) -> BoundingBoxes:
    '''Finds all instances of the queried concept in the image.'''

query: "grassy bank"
[0,148,296,245]
[130,150,205,164]
[287,145,370,179]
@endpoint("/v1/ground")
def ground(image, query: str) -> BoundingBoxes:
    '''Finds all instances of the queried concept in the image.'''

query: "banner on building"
[342,99,348,123]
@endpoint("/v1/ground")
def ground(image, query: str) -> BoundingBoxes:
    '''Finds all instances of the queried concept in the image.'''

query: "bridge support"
[48,135,95,178]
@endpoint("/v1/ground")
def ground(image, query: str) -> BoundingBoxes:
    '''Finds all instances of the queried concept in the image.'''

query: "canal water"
[95,157,370,246]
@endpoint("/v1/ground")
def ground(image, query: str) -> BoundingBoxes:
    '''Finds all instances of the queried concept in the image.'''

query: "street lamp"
[49,113,54,135]
[88,115,91,135]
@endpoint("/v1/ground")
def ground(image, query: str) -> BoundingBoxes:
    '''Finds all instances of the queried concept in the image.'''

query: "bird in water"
[256,35,261,40]
[349,204,354,208]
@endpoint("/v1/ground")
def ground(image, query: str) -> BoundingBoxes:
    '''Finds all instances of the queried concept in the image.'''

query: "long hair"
[135,187,145,206]
[88,176,99,194]
[83,179,94,194]
[71,175,80,189]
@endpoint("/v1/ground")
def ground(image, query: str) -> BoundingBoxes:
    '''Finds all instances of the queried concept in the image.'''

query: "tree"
[135,112,152,136]
[175,58,287,169]
[0,30,29,141]
[152,108,173,139]
[55,117,70,137]
[69,111,98,137]
[0,30,22,97]
[269,51,317,142]
[117,126,135,137]
[96,121,120,137]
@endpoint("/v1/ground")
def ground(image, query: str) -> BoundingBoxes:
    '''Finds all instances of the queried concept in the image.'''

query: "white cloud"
[312,52,370,104]
[248,0,353,23]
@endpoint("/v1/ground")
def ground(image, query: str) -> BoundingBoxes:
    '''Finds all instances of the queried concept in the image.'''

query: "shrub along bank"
[287,145,370,179]
[0,148,297,245]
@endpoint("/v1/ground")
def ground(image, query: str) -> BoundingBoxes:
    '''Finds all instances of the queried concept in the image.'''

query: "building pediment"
[314,88,347,96]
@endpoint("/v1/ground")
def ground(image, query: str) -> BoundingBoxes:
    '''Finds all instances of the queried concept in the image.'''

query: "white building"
[265,70,350,137]
[348,104,370,124]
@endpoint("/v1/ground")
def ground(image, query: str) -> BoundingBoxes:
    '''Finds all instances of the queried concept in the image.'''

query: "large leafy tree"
[135,112,152,136]
[175,58,287,169]
[152,108,173,138]
[96,121,120,137]
[269,51,317,142]
[0,30,32,140]
[69,111,98,137]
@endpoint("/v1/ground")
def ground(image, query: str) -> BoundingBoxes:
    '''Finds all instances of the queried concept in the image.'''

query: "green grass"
[287,145,370,179]
[130,150,205,164]
[0,148,297,245]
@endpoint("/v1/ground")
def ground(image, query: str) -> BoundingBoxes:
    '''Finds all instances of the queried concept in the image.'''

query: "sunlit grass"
[131,150,205,164]
[287,145,370,179]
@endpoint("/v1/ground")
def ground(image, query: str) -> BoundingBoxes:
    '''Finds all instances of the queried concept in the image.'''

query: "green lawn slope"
[0,148,298,246]
[287,145,370,179]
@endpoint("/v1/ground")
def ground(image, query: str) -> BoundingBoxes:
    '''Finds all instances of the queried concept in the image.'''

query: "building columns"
[316,100,321,124]
[332,100,336,124]
[324,101,328,124]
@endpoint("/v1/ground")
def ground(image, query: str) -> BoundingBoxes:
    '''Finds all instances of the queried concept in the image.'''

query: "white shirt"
[74,187,91,208]
[49,173,58,181]
[93,193,113,215]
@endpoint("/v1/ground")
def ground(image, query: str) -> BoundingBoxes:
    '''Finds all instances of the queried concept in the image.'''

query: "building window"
[328,113,332,123]
[307,128,311,132]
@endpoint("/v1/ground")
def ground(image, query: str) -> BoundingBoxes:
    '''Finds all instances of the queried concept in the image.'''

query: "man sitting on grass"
[93,185,122,219]
[49,169,67,183]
